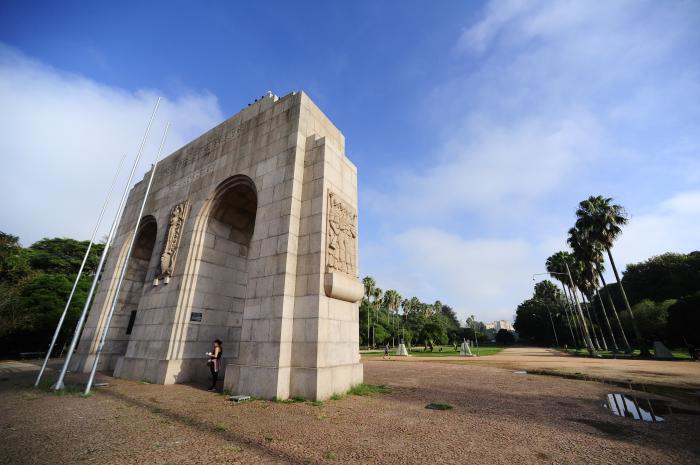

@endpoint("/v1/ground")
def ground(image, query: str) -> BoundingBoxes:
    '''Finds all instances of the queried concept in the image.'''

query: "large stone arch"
[165,175,257,382]
[95,215,158,368]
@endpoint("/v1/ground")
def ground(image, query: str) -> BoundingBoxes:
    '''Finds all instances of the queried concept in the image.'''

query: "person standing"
[206,339,223,391]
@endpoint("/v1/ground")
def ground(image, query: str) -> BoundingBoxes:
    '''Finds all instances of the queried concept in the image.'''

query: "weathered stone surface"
[71,91,363,400]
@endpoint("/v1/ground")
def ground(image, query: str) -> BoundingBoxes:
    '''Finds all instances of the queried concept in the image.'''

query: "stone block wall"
[72,91,363,400]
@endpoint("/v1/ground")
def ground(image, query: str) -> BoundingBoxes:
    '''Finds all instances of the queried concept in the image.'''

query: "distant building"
[492,320,514,332]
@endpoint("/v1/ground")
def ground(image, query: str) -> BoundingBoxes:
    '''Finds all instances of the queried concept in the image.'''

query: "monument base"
[396,343,409,356]
[653,341,674,359]
[223,362,363,401]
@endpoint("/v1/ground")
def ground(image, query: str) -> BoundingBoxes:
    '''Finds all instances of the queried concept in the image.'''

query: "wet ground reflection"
[605,394,665,422]
[604,394,700,422]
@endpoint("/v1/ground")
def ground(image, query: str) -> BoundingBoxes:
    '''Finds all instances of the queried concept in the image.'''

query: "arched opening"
[192,176,257,360]
[110,216,157,359]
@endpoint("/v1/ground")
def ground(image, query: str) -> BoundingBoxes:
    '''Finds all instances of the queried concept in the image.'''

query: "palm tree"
[362,276,376,349]
[575,196,648,355]
[570,256,603,351]
[546,252,583,350]
[545,251,595,353]
[372,287,383,347]
[568,227,616,352]
[383,290,402,346]
[568,226,630,353]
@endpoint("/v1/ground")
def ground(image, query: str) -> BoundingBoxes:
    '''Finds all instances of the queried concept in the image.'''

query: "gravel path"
[1,355,699,465]
[398,347,700,389]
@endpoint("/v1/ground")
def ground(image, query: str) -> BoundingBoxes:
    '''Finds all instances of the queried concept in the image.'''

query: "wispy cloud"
[362,0,700,322]
[0,44,224,245]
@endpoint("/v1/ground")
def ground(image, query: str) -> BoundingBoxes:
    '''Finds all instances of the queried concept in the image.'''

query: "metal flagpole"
[84,122,170,395]
[34,154,127,387]
[52,98,161,390]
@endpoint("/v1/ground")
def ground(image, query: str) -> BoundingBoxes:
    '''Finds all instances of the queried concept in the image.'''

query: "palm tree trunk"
[564,284,586,350]
[606,248,649,356]
[598,270,632,353]
[583,293,607,351]
[595,286,618,352]
[563,261,595,355]
[560,283,581,350]
[571,286,596,354]
[581,293,603,351]
[367,304,370,350]
[560,293,578,349]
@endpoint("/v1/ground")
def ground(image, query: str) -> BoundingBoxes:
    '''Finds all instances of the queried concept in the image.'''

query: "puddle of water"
[604,394,665,422]
[526,369,700,407]
[513,371,527,375]
[604,394,700,422]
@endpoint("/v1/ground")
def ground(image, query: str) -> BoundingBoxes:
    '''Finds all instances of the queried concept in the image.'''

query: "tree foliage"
[0,233,104,355]
[359,276,468,349]
[514,280,571,346]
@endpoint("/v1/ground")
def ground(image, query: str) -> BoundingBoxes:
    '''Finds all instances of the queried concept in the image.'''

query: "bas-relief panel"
[325,192,358,278]
[154,200,190,285]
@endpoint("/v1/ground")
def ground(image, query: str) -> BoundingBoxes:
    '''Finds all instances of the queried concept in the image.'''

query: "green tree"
[545,251,595,352]
[0,235,104,356]
[575,195,648,355]
[620,299,675,346]
[495,329,515,344]
[568,227,616,352]
[667,292,700,348]
[622,252,700,304]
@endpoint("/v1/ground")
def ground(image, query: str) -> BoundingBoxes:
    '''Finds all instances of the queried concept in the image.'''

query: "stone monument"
[653,341,674,360]
[70,91,364,400]
[459,339,474,357]
[396,342,409,356]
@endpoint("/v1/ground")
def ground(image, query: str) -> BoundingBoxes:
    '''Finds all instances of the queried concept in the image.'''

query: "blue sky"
[1,1,699,323]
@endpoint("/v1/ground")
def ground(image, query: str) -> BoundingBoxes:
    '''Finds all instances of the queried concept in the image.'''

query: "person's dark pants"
[209,364,218,389]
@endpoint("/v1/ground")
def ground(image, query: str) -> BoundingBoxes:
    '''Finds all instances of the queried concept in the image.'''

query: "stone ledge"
[323,272,363,302]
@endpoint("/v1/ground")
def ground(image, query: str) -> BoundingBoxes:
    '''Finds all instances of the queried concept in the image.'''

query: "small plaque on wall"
[190,312,203,322]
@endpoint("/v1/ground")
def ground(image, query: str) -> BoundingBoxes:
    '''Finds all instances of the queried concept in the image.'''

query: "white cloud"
[383,228,535,321]
[0,44,224,245]
[362,0,700,324]
[613,190,700,270]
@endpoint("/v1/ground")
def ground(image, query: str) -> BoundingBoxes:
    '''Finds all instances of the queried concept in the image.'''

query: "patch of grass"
[179,415,195,425]
[224,444,242,453]
[273,396,305,403]
[348,384,388,396]
[215,423,227,432]
[221,388,233,396]
[139,379,153,384]
[323,451,337,460]
[329,383,389,401]
[31,380,91,397]
[311,400,324,407]
[361,345,505,357]
[263,434,274,443]
[425,402,453,410]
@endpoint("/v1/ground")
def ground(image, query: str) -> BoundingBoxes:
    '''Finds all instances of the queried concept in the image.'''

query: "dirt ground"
[1,349,699,465]
[402,346,700,389]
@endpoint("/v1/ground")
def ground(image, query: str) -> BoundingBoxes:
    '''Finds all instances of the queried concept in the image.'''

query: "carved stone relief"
[154,200,190,285]
[326,192,358,277]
